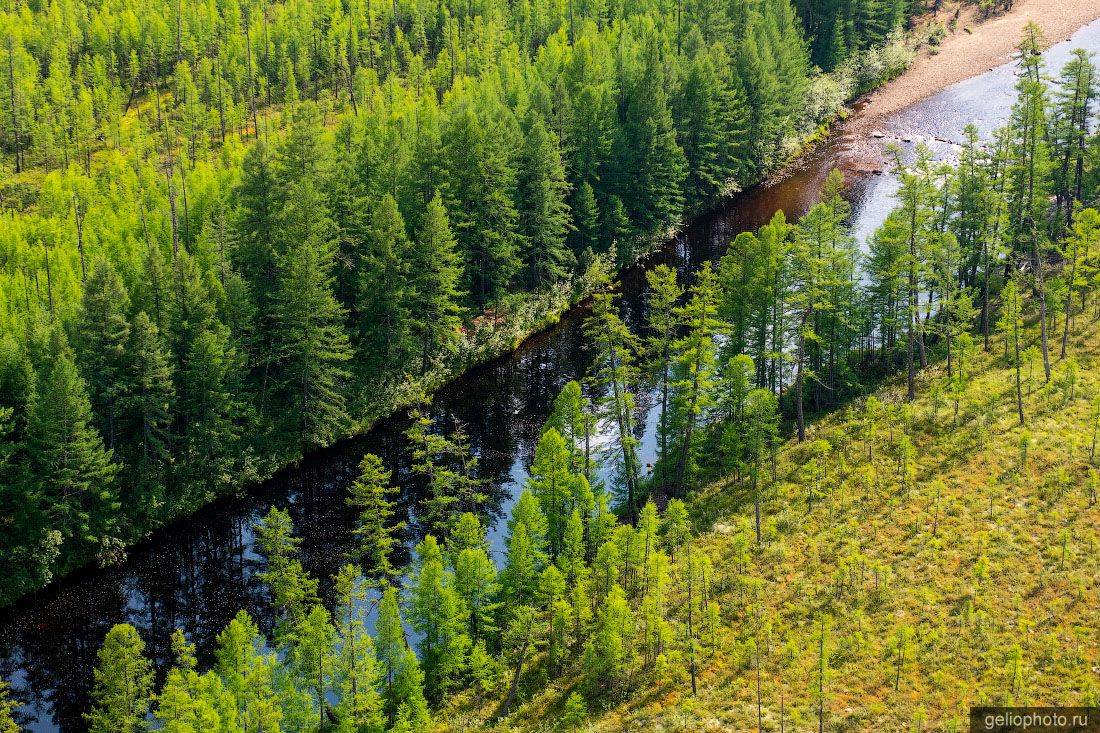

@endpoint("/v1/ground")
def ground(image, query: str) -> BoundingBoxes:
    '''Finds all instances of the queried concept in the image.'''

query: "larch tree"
[0,677,16,733]
[408,534,468,699]
[214,610,283,732]
[332,564,385,732]
[346,452,404,580]
[645,264,683,491]
[290,605,338,731]
[86,624,154,733]
[1060,208,1099,357]
[584,291,641,522]
[528,427,578,559]
[998,278,1027,425]
[670,262,723,493]
[1007,22,1054,383]
[375,583,407,724]
[255,507,320,632]
[888,144,937,401]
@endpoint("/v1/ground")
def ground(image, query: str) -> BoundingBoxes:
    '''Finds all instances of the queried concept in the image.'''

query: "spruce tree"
[612,29,686,233]
[408,195,465,374]
[121,311,175,511]
[269,226,353,449]
[359,193,414,382]
[517,114,574,289]
[177,327,246,503]
[28,350,119,553]
[442,105,521,307]
[569,180,601,256]
[71,261,132,451]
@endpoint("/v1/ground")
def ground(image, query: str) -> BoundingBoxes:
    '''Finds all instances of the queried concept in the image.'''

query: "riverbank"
[852,0,1100,135]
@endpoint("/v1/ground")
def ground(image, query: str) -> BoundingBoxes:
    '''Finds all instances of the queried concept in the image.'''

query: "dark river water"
[3,20,1099,732]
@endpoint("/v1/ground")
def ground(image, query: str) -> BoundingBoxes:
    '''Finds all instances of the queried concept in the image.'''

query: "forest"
[0,0,913,605]
[0,18,1096,732]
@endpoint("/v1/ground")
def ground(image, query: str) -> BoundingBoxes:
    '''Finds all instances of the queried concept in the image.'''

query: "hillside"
[4,5,1100,732]
[451,313,1100,732]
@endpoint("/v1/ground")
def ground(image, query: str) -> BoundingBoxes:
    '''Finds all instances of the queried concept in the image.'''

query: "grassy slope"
[451,312,1100,732]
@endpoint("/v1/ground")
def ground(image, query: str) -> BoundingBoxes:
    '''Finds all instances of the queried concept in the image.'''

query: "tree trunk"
[499,622,532,719]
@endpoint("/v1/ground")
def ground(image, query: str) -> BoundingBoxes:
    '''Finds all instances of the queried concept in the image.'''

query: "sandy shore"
[850,0,1100,134]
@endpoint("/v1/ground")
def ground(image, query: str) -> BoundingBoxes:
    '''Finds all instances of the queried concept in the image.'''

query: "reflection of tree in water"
[0,131,872,733]
[0,569,128,732]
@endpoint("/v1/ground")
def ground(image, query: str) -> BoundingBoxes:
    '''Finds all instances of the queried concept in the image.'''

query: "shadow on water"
[3,19,1100,730]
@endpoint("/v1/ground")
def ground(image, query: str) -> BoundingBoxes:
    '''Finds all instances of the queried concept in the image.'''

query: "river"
[3,19,1099,732]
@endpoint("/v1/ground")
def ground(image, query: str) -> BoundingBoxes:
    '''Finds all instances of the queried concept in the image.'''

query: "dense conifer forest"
[0,16,1096,731]
[0,0,913,606]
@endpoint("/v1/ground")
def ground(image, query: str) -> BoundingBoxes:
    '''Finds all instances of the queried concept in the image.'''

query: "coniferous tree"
[360,193,414,382]
[177,328,247,503]
[72,262,132,451]
[447,512,501,645]
[611,29,686,233]
[528,427,579,559]
[86,624,154,733]
[346,452,403,580]
[998,278,1027,425]
[584,291,641,521]
[255,507,320,632]
[332,565,385,732]
[645,265,683,491]
[517,114,574,289]
[290,605,337,731]
[570,181,601,256]
[670,262,722,493]
[408,196,465,374]
[745,388,779,543]
[214,610,283,732]
[1007,23,1054,383]
[547,380,598,482]
[121,311,175,514]
[1060,208,1100,356]
[269,217,353,448]
[28,349,119,555]
[375,582,407,723]
[1051,51,1097,230]
[154,630,236,732]
[408,534,468,699]
[442,105,521,307]
[888,144,937,400]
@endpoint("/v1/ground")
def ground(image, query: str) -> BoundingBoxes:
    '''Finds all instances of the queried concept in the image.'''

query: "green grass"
[445,314,1100,732]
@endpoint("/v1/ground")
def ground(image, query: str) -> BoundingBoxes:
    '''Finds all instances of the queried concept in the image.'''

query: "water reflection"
[4,19,1100,730]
